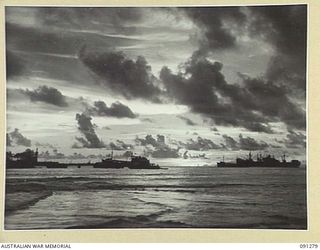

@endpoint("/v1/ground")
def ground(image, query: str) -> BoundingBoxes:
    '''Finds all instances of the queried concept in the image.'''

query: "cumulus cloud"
[182,7,246,54]
[280,130,306,148]
[135,134,180,158]
[79,49,162,102]
[73,113,105,148]
[222,134,239,150]
[86,100,137,118]
[146,147,180,158]
[180,136,222,151]
[177,115,197,126]
[23,85,68,107]
[109,140,133,150]
[135,134,159,147]
[238,134,269,151]
[160,55,304,131]
[8,128,31,147]
[222,134,269,151]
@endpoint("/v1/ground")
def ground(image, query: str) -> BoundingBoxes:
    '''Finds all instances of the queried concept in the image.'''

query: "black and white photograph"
[4,5,307,230]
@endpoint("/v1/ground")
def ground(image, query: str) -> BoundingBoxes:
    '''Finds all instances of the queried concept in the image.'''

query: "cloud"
[160,55,304,131]
[8,128,31,147]
[23,85,68,107]
[73,113,105,148]
[79,49,162,102]
[177,115,197,126]
[135,134,159,147]
[36,7,143,33]
[238,75,305,130]
[181,136,222,151]
[282,130,306,148]
[86,100,138,118]
[182,7,246,54]
[146,147,180,158]
[6,50,25,79]
[222,134,239,150]
[238,134,269,151]
[38,148,66,159]
[222,134,269,151]
[135,134,180,158]
[249,5,307,91]
[109,140,133,150]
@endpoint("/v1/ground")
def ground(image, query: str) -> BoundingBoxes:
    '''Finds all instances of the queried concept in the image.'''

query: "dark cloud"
[109,140,133,150]
[79,49,162,102]
[136,134,180,158]
[222,134,269,151]
[73,113,105,148]
[210,127,218,132]
[282,130,306,148]
[177,115,197,126]
[9,128,31,147]
[182,7,246,54]
[238,134,269,151]
[249,5,307,91]
[222,134,239,150]
[160,55,304,131]
[87,100,137,118]
[23,85,68,107]
[239,75,305,130]
[135,134,160,147]
[6,50,25,79]
[181,136,222,151]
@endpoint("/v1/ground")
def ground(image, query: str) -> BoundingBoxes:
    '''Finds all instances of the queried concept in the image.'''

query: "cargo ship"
[93,152,160,169]
[217,152,301,168]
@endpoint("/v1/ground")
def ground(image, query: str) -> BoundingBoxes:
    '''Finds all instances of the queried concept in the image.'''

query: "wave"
[67,209,189,229]
[7,178,276,192]
[5,190,53,214]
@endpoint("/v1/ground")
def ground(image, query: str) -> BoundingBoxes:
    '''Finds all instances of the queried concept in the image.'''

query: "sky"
[5,5,307,166]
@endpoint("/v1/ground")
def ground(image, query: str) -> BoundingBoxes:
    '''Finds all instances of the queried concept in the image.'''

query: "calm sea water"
[5,166,307,229]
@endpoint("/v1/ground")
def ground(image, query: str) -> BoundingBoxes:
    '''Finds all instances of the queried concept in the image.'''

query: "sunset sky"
[5,5,307,166]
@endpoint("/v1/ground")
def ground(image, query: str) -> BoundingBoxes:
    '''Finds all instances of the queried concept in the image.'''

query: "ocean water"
[4,166,307,230]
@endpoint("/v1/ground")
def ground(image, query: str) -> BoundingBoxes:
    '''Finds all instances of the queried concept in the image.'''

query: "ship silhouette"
[6,149,160,169]
[93,151,160,169]
[217,152,301,168]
